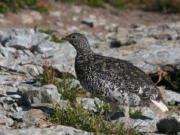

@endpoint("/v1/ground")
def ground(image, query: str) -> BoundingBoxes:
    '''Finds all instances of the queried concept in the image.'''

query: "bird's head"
[62,33,92,54]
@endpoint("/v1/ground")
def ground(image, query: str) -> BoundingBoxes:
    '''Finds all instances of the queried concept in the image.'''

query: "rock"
[114,117,156,133]
[0,45,12,58]
[76,97,103,112]
[30,11,42,21]
[21,14,34,24]
[0,94,27,112]
[0,23,179,134]
[55,22,64,27]
[0,29,47,49]
[0,18,10,24]
[72,6,82,13]
[50,11,61,17]
[33,40,57,54]
[42,84,61,103]
[23,109,48,127]
[0,13,4,18]
[143,133,166,135]
[82,15,106,28]
[164,90,180,103]
[18,84,61,104]
[0,115,14,127]
[21,12,42,24]
[104,44,180,74]
[0,125,91,135]
[66,26,79,32]
[110,40,121,48]
[82,18,94,28]
[9,113,23,122]
[156,114,180,134]
[141,107,155,118]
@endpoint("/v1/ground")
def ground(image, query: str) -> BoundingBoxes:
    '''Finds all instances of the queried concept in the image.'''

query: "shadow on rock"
[110,111,152,120]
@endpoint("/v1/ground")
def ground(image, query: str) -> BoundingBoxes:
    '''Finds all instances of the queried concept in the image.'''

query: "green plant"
[35,65,59,86]
[38,29,65,43]
[86,0,104,7]
[107,0,130,8]
[0,0,49,13]
[129,108,142,116]
[34,65,87,102]
[56,74,87,103]
[49,101,139,135]
[150,68,180,92]
[142,0,180,13]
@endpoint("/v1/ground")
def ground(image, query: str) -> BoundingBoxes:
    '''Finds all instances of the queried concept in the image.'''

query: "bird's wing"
[92,54,156,95]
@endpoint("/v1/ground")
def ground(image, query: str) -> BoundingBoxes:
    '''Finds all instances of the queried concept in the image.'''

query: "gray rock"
[114,117,156,133]
[0,45,12,58]
[0,29,47,49]
[0,115,14,127]
[0,125,91,135]
[76,97,103,112]
[18,84,61,104]
[42,84,61,103]
[50,11,61,17]
[21,14,34,24]
[9,112,23,122]
[55,22,64,27]
[164,89,180,103]
[30,11,42,21]
[143,133,166,135]
[82,15,106,28]
[0,23,179,134]
[141,107,155,118]
[82,18,94,27]
[157,114,180,134]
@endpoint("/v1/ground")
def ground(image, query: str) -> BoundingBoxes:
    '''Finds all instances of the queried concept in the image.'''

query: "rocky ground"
[0,1,180,135]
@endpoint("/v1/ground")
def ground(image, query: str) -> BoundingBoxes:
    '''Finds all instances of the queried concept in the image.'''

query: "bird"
[62,33,168,124]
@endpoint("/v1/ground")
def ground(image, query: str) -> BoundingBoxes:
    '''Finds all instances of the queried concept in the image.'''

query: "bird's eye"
[72,36,76,39]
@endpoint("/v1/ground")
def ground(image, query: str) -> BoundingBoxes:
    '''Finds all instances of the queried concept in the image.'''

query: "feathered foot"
[151,99,168,112]
[123,106,130,128]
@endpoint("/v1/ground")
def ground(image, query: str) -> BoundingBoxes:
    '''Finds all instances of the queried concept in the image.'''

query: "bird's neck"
[76,48,94,62]
[76,47,94,57]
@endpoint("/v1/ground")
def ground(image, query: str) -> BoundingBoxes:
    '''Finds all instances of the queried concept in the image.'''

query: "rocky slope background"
[0,0,180,135]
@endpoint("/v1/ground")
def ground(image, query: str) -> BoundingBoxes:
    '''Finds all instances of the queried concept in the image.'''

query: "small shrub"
[142,0,180,13]
[38,29,65,43]
[129,108,142,116]
[107,0,130,8]
[56,74,87,103]
[86,0,104,7]
[56,0,104,7]
[0,0,49,13]
[49,101,139,135]
[150,67,180,92]
[34,65,87,102]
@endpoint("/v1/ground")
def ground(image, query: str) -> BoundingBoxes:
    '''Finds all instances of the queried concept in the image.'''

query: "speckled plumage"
[62,33,168,114]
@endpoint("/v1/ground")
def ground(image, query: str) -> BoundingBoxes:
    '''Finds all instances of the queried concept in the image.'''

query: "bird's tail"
[151,99,169,112]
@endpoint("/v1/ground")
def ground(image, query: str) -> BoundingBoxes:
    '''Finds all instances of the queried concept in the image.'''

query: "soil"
[0,1,180,37]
